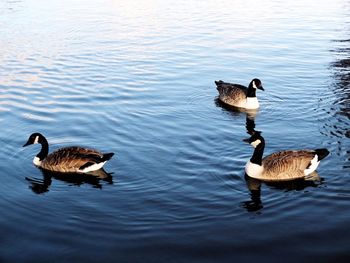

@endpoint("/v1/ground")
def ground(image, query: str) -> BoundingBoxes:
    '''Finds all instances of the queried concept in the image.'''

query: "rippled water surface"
[1,0,350,262]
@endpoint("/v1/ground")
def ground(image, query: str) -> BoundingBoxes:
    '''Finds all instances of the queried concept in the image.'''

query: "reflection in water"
[245,115,256,135]
[215,97,325,213]
[241,128,326,212]
[214,98,258,134]
[216,95,327,212]
[242,173,323,213]
[327,38,350,169]
[331,39,350,89]
[26,168,113,194]
[241,175,263,212]
[215,98,263,212]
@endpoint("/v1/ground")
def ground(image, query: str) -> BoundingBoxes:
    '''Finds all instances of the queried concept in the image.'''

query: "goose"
[215,78,264,109]
[243,132,329,181]
[23,133,114,174]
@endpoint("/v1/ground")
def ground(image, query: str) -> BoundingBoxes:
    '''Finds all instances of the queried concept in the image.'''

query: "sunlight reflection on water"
[0,0,349,262]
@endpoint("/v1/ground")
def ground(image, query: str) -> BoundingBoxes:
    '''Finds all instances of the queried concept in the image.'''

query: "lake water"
[1,0,349,262]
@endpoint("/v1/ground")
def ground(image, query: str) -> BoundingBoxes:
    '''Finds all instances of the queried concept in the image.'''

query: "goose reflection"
[26,168,114,194]
[327,38,350,167]
[241,173,323,213]
[215,98,258,135]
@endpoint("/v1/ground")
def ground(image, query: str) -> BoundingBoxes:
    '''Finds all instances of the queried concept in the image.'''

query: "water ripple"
[1,0,350,262]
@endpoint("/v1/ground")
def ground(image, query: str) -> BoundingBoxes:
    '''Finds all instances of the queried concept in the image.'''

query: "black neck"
[36,137,49,161]
[250,142,264,165]
[246,86,256,98]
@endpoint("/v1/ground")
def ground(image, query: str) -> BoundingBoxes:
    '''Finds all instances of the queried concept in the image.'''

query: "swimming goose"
[244,132,329,181]
[23,133,114,174]
[215,78,264,109]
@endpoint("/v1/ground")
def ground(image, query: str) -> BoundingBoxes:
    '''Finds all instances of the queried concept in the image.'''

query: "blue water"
[0,0,349,262]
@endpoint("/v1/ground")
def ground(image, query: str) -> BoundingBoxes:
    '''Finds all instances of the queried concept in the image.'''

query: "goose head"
[23,133,46,147]
[23,133,49,166]
[249,79,264,91]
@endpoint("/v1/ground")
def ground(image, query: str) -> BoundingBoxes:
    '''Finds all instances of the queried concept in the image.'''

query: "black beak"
[23,141,31,147]
[258,86,264,91]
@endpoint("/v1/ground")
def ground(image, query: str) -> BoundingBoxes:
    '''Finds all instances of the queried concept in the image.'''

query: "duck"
[215,78,264,109]
[23,133,114,174]
[243,131,329,181]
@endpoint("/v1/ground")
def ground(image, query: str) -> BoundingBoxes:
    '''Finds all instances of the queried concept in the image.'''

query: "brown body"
[244,132,329,182]
[23,133,114,174]
[259,150,318,181]
[39,146,105,173]
[216,81,247,107]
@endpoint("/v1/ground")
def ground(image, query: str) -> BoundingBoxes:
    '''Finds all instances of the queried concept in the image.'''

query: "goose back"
[41,146,105,173]
[260,150,317,181]
[215,81,247,107]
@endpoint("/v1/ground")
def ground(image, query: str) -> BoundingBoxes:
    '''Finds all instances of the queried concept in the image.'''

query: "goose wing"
[215,81,247,106]
[41,147,104,173]
[262,150,316,181]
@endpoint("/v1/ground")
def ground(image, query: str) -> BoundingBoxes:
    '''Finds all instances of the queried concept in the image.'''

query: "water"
[1,0,349,262]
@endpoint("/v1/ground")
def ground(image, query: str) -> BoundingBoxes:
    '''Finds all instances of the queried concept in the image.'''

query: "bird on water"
[215,78,264,109]
[23,133,114,174]
[244,131,329,181]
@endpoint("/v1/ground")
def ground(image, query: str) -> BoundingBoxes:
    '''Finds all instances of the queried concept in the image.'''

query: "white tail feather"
[304,155,320,175]
[79,161,106,173]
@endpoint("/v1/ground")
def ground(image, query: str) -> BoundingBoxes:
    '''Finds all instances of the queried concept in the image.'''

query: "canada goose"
[23,133,114,174]
[243,132,329,181]
[215,78,264,109]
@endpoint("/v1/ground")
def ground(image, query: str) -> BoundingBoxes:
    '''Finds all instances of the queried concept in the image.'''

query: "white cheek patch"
[252,81,257,89]
[251,139,261,148]
[34,136,39,144]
